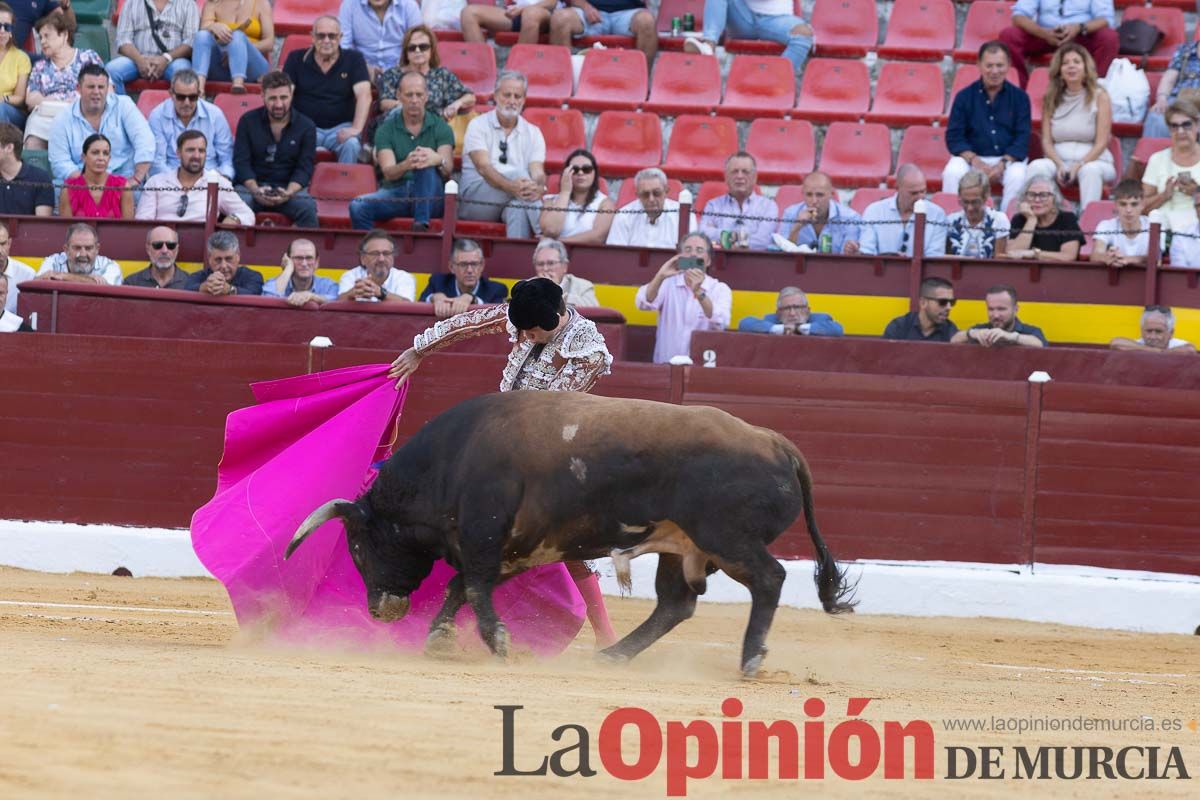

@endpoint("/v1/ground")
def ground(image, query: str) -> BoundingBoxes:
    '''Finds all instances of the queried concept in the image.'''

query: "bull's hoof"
[424,623,457,658]
[595,647,630,665]
[488,623,510,659]
[741,647,768,678]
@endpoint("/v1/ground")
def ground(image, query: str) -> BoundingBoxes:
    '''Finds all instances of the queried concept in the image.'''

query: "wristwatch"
[377,286,388,301]
[696,290,708,301]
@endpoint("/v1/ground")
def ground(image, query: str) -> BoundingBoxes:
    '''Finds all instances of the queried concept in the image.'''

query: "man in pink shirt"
[635,231,733,363]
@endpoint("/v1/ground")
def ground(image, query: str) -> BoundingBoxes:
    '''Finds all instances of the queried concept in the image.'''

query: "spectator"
[36,222,122,285]
[184,229,263,295]
[192,0,275,96]
[23,14,102,150]
[737,286,843,337]
[59,134,134,219]
[48,64,154,185]
[635,231,732,363]
[148,69,234,180]
[1000,0,1117,89]
[1007,175,1085,260]
[951,284,1047,347]
[138,130,255,224]
[0,221,36,313]
[377,25,475,122]
[459,70,545,238]
[1141,100,1200,234]
[684,0,812,84]
[0,271,30,331]
[860,163,948,257]
[283,17,371,165]
[124,226,191,289]
[349,71,451,231]
[549,0,656,65]
[420,238,507,315]
[531,238,597,306]
[945,169,1010,258]
[698,151,778,250]
[107,0,198,95]
[339,0,421,81]
[233,70,318,228]
[462,0,556,46]
[882,277,958,342]
[607,167,696,249]
[776,170,862,254]
[10,0,73,56]
[1026,43,1114,212]
[264,238,339,305]
[337,229,417,302]
[1110,305,1196,354]
[0,3,31,128]
[1169,198,1200,268]
[0,122,53,216]
[538,148,615,244]
[1090,179,1159,267]
[943,41,1030,213]
[1145,40,1200,140]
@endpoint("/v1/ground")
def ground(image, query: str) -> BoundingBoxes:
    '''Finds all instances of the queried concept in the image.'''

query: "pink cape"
[190,364,585,655]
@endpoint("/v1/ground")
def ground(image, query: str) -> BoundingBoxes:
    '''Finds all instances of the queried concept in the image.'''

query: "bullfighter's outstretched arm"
[412,304,510,356]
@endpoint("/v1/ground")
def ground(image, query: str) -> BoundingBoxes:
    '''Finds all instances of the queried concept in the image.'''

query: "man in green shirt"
[350,71,454,232]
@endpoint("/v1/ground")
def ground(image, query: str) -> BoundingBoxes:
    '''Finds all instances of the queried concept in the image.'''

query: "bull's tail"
[795,456,857,614]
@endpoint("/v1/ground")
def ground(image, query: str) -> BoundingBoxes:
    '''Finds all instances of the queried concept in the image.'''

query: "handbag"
[1116,19,1163,56]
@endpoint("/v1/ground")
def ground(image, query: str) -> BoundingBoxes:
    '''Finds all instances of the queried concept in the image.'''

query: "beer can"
[719,230,734,249]
[671,17,682,36]
[819,232,833,253]
[683,12,695,31]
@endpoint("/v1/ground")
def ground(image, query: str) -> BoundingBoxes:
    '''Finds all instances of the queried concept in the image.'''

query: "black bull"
[286,391,854,675]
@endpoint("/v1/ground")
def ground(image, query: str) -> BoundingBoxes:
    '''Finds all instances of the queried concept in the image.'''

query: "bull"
[286,391,854,676]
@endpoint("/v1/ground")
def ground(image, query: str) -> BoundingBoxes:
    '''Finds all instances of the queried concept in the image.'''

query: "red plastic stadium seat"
[720,55,795,119]
[724,0,800,55]
[810,0,879,58]
[1132,137,1171,171]
[616,176,683,209]
[590,111,663,178]
[505,45,573,107]
[954,1,1014,63]
[878,0,956,61]
[644,52,720,116]
[124,80,169,95]
[136,89,170,120]
[439,41,498,101]
[569,48,648,112]
[275,36,310,69]
[848,187,892,215]
[1027,67,1050,127]
[793,58,869,122]
[773,185,805,212]
[273,0,330,36]
[522,108,586,173]
[213,93,264,132]
[1123,8,1185,70]
[929,192,965,216]
[818,122,892,188]
[1078,200,1115,257]
[694,180,761,216]
[454,220,509,238]
[256,212,294,227]
[866,62,944,125]
[656,0,706,51]
[663,114,738,181]
[311,163,377,228]
[746,118,815,184]
[892,126,948,191]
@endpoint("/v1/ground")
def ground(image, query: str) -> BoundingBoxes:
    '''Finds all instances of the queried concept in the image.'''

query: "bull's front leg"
[464,580,507,658]
[425,574,467,657]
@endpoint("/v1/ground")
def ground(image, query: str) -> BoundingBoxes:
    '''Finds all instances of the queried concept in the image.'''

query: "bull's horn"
[284,499,352,559]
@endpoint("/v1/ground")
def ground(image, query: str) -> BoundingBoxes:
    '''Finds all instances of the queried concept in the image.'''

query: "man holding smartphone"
[635,231,732,363]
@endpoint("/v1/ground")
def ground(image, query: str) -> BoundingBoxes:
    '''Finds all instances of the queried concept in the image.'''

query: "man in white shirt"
[137,130,255,225]
[459,71,546,238]
[1091,179,1160,268]
[36,224,123,286]
[532,238,598,306]
[606,167,696,249]
[859,163,948,257]
[1110,305,1197,354]
[337,229,417,302]
[0,273,31,331]
[0,222,37,314]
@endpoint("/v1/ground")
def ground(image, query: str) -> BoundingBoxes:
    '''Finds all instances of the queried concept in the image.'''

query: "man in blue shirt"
[147,70,234,180]
[1000,0,1118,89]
[263,239,340,305]
[860,164,948,258]
[549,0,657,64]
[943,41,1030,215]
[776,170,862,254]
[47,65,155,184]
[738,287,844,337]
[338,0,421,80]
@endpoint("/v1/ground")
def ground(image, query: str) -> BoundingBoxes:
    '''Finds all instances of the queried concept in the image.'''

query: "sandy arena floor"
[0,566,1196,799]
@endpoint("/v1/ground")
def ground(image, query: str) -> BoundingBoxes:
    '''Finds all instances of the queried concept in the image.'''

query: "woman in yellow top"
[0,3,31,127]
[192,0,275,96]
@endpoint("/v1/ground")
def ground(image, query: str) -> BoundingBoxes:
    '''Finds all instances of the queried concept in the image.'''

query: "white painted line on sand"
[0,600,233,617]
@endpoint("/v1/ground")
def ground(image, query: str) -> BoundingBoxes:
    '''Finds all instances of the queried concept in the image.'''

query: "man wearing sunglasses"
[283,16,371,165]
[106,0,198,95]
[137,130,255,225]
[124,227,191,290]
[882,277,959,342]
[147,70,234,180]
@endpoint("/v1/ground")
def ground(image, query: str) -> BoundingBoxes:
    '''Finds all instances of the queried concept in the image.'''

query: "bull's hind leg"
[710,545,786,677]
[425,574,467,657]
[600,554,697,663]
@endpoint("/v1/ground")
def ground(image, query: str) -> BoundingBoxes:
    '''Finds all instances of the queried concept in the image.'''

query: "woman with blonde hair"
[376,25,474,121]
[1026,43,1115,212]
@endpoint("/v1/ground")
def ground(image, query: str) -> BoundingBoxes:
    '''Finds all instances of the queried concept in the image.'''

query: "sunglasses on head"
[407,42,431,53]
[151,240,178,250]
[923,296,956,308]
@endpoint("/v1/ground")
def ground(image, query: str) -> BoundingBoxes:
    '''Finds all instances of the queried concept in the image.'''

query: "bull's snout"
[371,593,411,622]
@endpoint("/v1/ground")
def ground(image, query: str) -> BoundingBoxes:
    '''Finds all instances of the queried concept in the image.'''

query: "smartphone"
[678,256,706,271]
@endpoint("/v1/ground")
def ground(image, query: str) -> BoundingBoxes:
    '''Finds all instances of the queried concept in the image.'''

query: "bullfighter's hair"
[508,278,564,331]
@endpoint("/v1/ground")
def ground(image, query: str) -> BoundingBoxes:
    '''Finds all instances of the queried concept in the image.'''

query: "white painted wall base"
[3,519,1198,635]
